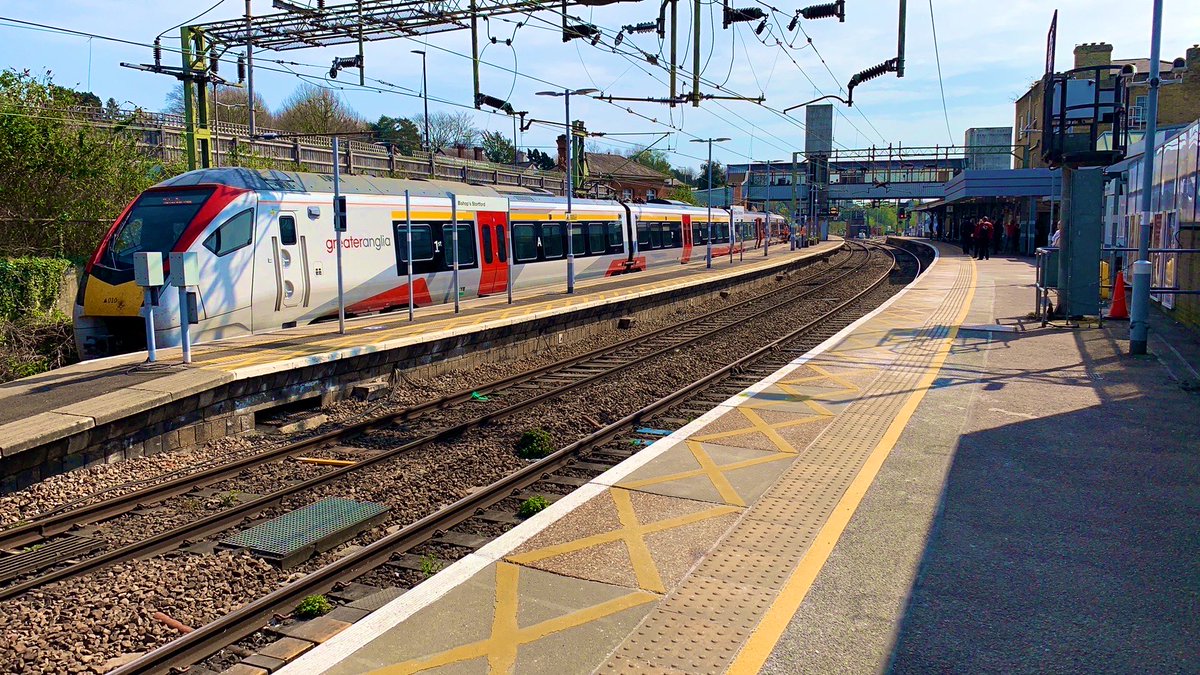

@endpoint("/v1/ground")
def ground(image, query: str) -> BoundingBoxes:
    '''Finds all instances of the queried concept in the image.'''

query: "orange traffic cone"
[1107,270,1129,319]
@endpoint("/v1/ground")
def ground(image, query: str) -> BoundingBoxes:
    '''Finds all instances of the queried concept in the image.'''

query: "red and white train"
[75,167,793,358]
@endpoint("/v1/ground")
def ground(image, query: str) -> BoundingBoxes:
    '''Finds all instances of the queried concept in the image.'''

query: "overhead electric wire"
[156,0,229,41]
[927,0,954,143]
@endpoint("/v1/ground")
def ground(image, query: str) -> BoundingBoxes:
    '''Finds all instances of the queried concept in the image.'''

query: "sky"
[0,0,1197,172]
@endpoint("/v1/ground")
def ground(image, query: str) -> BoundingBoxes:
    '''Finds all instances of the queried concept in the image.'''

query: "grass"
[514,428,554,460]
[517,495,550,518]
[420,552,443,577]
[295,594,333,619]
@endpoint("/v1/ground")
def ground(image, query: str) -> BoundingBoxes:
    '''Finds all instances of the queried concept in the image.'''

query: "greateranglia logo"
[325,235,393,254]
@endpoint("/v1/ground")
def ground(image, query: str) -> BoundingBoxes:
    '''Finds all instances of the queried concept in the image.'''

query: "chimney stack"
[1073,42,1113,70]
[556,134,568,171]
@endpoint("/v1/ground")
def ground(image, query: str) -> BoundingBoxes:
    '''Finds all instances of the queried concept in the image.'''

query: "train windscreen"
[103,189,215,269]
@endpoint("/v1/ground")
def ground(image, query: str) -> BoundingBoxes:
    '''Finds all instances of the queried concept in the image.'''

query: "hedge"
[0,257,72,321]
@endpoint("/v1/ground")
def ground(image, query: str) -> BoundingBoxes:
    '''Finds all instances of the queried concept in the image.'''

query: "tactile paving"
[608,608,752,673]
[656,574,776,631]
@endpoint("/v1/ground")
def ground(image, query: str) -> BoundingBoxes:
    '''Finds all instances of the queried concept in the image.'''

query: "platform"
[0,240,841,492]
[272,240,1198,675]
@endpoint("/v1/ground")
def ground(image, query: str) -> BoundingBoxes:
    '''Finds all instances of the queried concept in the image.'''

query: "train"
[75,167,796,359]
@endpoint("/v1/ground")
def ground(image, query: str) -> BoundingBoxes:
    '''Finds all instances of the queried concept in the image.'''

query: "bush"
[0,314,75,383]
[514,428,554,460]
[517,495,550,518]
[294,594,333,619]
[0,257,72,320]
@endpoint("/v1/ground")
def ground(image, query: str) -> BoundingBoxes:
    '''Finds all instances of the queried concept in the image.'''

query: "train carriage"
[75,167,783,359]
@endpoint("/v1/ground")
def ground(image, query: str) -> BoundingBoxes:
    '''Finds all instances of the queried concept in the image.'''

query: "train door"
[477,211,508,296]
[680,215,693,264]
[272,211,311,312]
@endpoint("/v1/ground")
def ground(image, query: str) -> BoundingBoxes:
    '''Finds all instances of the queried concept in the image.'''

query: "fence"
[59,105,568,193]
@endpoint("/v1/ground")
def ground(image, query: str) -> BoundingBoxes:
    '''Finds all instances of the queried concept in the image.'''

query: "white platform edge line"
[232,243,841,379]
[277,238,909,675]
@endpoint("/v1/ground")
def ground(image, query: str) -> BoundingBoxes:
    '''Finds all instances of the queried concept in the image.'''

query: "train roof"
[158,167,505,199]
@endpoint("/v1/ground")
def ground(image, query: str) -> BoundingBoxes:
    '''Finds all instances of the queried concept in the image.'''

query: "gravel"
[0,247,901,674]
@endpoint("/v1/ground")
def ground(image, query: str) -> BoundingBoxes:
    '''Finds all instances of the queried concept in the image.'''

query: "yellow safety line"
[727,259,978,674]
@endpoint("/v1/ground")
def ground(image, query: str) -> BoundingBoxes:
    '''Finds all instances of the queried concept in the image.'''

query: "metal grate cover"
[222,498,389,568]
[0,534,106,583]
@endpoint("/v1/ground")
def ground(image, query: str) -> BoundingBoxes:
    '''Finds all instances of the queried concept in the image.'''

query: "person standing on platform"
[975,218,992,260]
[1050,220,1063,248]
[961,219,974,256]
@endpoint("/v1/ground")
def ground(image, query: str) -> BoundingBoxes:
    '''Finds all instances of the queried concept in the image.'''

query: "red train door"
[477,211,508,296]
[681,215,693,264]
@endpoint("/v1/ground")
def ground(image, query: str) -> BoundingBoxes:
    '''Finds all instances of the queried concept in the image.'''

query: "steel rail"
[112,242,901,675]
[0,246,843,551]
[0,245,870,599]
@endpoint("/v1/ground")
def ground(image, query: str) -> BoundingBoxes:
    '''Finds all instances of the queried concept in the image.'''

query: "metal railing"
[1034,245,1200,325]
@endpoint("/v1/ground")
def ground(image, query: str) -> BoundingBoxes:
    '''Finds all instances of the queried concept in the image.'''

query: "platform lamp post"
[1130,0,1164,355]
[690,137,731,269]
[536,87,599,294]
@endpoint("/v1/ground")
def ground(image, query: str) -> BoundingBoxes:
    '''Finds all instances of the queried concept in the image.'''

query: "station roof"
[942,168,1062,204]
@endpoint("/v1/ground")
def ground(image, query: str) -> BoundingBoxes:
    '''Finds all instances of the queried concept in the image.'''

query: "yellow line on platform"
[727,260,978,674]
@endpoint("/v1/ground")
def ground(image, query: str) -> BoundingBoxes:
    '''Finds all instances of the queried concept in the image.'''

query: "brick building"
[556,135,670,201]
[1014,41,1200,168]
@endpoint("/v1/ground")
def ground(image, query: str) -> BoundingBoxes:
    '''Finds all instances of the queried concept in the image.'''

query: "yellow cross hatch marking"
[506,489,738,593]
[370,562,656,675]
[619,441,793,507]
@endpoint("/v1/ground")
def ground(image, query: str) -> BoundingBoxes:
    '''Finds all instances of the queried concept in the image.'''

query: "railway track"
[0,243,871,599]
[107,241,920,675]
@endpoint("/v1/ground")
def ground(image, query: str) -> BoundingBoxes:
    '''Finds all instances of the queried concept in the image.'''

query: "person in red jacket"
[974,218,992,260]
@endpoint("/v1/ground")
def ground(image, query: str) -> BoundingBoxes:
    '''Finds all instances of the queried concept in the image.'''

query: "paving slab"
[0,410,94,457]
[615,440,795,507]
[320,562,656,675]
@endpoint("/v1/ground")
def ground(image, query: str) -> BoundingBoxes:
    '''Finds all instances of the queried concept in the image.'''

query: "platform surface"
[0,241,839,455]
[274,240,1198,675]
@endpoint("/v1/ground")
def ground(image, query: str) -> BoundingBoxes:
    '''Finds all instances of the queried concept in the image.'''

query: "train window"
[279,215,297,246]
[648,222,663,249]
[542,223,565,259]
[203,209,254,256]
[587,223,606,255]
[607,222,624,252]
[447,224,476,266]
[496,226,508,263]
[636,222,652,248]
[513,224,538,261]
[692,224,707,245]
[568,223,585,256]
[663,222,683,248]
[395,224,434,262]
[482,226,494,264]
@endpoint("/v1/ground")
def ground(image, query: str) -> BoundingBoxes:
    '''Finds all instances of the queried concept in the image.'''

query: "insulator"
[209,48,219,74]
[723,7,765,26]
[849,59,897,88]
[800,0,844,21]
[153,38,162,69]
[787,12,799,31]
[623,20,657,33]
[477,93,515,114]
[237,55,246,83]
[563,23,600,42]
[614,32,625,46]
[755,18,767,35]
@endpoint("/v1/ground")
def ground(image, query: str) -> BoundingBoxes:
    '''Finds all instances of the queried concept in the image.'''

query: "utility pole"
[412,50,430,151]
[245,0,255,138]
[1129,0,1163,355]
[670,0,678,105]
[692,0,701,106]
[537,87,599,293]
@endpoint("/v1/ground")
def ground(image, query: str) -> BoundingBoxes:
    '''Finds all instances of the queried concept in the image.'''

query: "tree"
[625,146,672,176]
[526,148,556,171]
[371,115,423,155]
[698,160,727,187]
[0,69,178,260]
[164,85,274,128]
[481,130,516,163]
[275,84,364,135]
[418,110,479,150]
[667,184,698,205]
[671,166,697,186]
